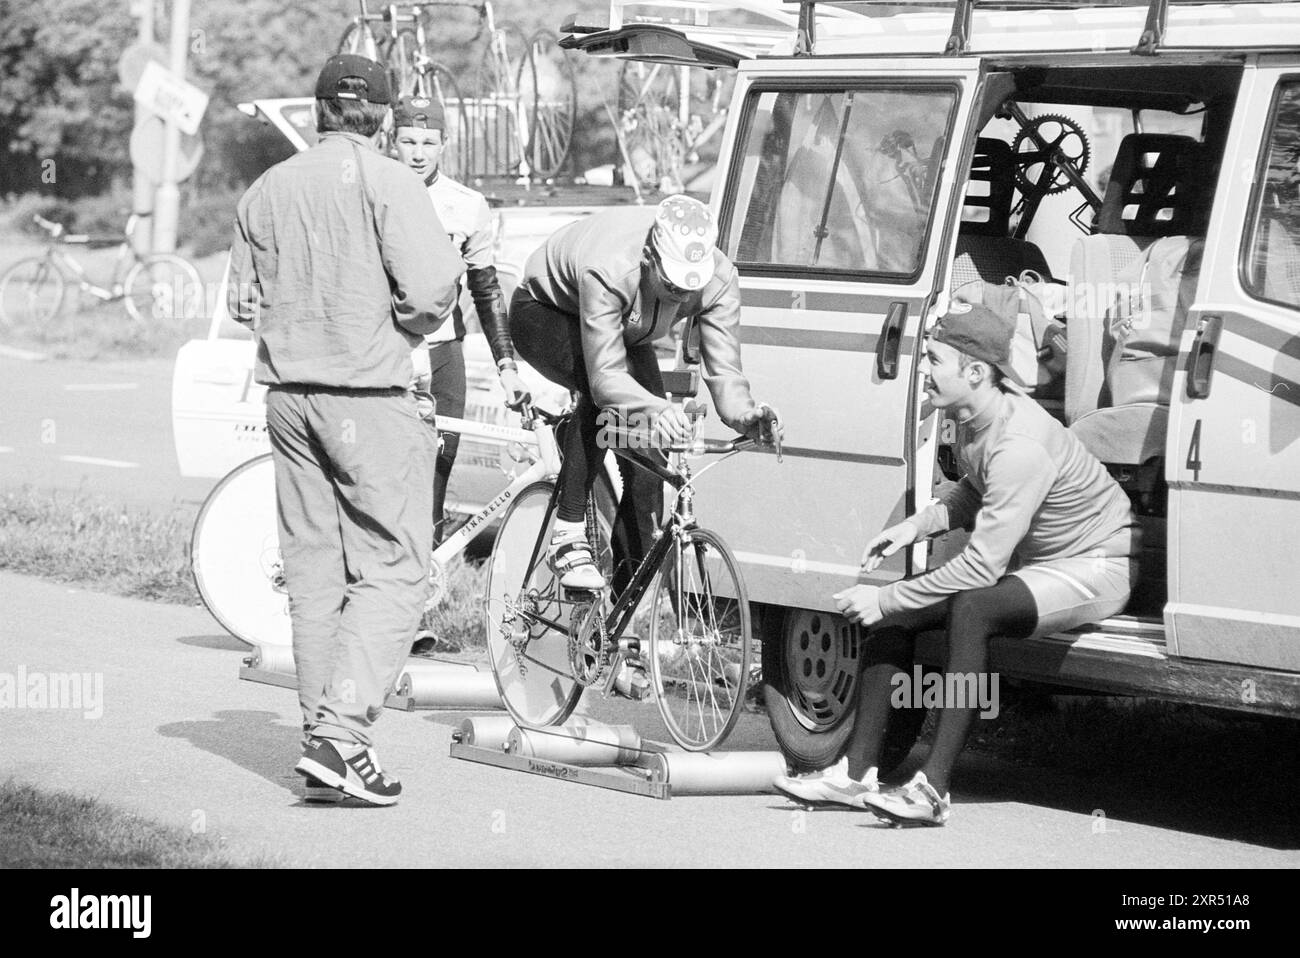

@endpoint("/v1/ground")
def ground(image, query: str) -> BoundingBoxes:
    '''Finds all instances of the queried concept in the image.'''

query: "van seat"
[952,137,1052,291]
[1065,133,1205,467]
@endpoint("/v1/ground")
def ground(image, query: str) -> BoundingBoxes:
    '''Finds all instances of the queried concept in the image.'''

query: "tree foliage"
[1,0,620,200]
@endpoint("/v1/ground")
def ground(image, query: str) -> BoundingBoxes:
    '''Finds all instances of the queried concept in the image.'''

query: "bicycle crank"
[568,598,608,687]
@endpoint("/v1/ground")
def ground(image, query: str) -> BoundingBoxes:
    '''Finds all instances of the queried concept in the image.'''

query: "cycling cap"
[932,302,1024,386]
[315,54,391,105]
[393,95,445,132]
[651,195,717,292]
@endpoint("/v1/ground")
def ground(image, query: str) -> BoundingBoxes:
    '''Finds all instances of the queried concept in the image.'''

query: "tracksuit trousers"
[266,385,435,748]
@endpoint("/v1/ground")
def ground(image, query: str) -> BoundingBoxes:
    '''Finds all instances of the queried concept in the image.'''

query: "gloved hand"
[653,404,695,447]
[739,402,783,446]
[498,367,531,411]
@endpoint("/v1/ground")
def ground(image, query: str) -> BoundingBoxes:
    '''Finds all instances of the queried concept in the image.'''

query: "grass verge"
[0,779,281,868]
[0,486,199,605]
[418,553,489,650]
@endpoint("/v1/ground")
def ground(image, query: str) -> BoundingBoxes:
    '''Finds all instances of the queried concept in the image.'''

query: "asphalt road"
[0,353,214,513]
[1,570,1295,868]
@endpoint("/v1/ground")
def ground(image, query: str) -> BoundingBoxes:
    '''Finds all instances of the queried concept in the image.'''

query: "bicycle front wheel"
[124,254,203,324]
[387,28,419,99]
[475,22,529,175]
[520,30,576,179]
[0,255,65,328]
[338,21,380,60]
[646,527,752,751]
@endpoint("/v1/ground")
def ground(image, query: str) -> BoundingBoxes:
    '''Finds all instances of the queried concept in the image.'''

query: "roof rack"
[778,1,1300,58]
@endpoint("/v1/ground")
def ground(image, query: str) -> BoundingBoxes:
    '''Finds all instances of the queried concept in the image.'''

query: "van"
[563,0,1300,767]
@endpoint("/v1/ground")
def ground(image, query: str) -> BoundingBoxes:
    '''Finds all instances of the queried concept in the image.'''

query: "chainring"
[568,598,607,687]
[1011,113,1091,196]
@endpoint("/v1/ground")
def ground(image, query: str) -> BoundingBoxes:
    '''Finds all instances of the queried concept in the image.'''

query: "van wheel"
[762,607,925,775]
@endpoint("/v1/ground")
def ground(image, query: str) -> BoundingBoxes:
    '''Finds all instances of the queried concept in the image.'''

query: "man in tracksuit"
[390,94,529,542]
[228,55,464,806]
[775,303,1138,825]
[508,195,782,592]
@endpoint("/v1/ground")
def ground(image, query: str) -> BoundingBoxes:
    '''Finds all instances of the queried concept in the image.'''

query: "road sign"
[133,59,209,136]
[118,41,168,92]
[130,115,204,184]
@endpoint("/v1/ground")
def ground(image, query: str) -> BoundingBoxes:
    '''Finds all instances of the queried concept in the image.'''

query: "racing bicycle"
[0,214,202,328]
[484,398,780,751]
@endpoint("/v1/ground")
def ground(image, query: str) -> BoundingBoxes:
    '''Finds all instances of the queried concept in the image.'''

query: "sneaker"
[773,757,879,809]
[862,771,951,826]
[549,531,606,591]
[295,738,402,807]
[302,774,345,804]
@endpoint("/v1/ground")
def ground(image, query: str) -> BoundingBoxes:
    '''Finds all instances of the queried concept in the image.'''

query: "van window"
[724,86,958,279]
[1243,80,1300,310]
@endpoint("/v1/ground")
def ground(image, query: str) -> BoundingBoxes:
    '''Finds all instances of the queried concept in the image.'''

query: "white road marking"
[0,345,48,361]
[59,455,140,469]
[0,446,13,454]
[64,383,139,392]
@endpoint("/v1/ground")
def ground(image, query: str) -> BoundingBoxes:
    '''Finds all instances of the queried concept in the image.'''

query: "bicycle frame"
[428,411,561,568]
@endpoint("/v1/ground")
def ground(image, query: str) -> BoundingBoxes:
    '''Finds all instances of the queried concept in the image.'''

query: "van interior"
[944,61,1245,619]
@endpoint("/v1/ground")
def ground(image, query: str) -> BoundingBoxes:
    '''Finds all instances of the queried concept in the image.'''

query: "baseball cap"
[931,302,1025,386]
[650,195,717,292]
[393,95,445,132]
[314,54,391,104]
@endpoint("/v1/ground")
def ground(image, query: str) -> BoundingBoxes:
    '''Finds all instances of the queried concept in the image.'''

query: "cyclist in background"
[391,94,530,542]
[508,195,782,591]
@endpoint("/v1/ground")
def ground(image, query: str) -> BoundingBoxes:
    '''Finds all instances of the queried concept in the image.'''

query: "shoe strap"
[552,538,596,571]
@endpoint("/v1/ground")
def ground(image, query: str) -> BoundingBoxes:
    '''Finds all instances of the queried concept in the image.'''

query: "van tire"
[761,606,925,775]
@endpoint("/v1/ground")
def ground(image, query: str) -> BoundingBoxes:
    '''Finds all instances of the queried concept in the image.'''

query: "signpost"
[151,0,196,254]
[133,59,209,137]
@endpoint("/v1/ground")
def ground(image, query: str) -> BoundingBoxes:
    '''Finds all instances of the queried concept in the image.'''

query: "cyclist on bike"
[390,94,530,542]
[509,194,782,591]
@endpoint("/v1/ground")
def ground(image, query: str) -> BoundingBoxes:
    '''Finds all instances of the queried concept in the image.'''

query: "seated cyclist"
[508,195,782,590]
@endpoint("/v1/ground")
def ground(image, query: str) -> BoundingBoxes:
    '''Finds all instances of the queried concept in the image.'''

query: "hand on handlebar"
[741,402,783,452]
[498,367,531,412]
[653,404,696,447]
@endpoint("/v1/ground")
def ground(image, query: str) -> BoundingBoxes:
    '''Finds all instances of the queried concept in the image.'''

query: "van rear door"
[699,58,983,612]
[1166,58,1300,673]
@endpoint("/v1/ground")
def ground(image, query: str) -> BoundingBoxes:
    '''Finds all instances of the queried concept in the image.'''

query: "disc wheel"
[0,255,64,328]
[761,607,925,774]
[645,528,752,751]
[124,254,203,324]
[190,453,291,649]
[1011,113,1091,196]
[484,479,615,729]
[475,22,529,176]
[520,30,576,179]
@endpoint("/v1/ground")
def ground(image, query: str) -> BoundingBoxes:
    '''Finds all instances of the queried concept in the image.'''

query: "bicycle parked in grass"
[0,214,202,328]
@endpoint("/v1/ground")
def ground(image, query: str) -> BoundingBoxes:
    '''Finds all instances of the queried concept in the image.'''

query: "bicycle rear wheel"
[520,29,576,179]
[645,527,752,751]
[0,255,65,328]
[616,61,684,192]
[484,478,616,728]
[124,254,203,324]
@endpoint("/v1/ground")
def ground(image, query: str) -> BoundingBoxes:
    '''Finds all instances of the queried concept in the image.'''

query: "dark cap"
[314,54,391,104]
[392,95,445,132]
[931,302,1024,386]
